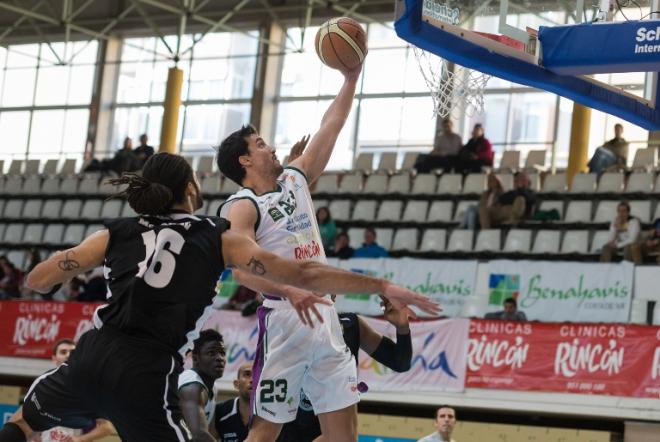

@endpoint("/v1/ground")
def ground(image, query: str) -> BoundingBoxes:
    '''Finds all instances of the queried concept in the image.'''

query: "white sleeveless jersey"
[178,369,215,423]
[219,167,327,266]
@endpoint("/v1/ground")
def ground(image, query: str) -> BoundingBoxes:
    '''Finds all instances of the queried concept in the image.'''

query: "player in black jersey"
[277,298,414,442]
[214,362,253,442]
[0,153,439,442]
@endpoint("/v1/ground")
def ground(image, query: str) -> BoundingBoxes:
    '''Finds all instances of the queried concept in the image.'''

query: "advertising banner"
[486,260,633,322]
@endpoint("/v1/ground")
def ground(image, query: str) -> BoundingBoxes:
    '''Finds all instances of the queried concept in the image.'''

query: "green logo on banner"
[488,273,520,306]
[216,269,239,301]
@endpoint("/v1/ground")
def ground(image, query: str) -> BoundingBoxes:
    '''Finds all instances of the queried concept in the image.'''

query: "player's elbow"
[391,358,412,373]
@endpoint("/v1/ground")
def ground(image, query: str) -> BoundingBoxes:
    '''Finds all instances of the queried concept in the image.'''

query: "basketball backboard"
[395,0,660,129]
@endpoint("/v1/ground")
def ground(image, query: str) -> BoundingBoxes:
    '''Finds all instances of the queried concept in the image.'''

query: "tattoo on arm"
[246,257,266,275]
[57,251,80,272]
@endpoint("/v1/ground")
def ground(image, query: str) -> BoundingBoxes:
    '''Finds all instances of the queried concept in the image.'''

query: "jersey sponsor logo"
[294,240,322,260]
[278,190,297,215]
[268,207,285,221]
[260,406,276,417]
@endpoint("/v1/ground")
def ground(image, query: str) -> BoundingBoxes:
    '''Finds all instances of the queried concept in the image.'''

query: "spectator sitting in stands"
[354,227,389,258]
[479,171,536,229]
[414,118,462,173]
[456,123,493,173]
[460,173,503,229]
[110,136,140,175]
[601,201,641,262]
[630,218,660,264]
[0,256,22,299]
[327,231,354,259]
[485,297,528,321]
[316,207,337,253]
[134,133,155,169]
[589,124,629,175]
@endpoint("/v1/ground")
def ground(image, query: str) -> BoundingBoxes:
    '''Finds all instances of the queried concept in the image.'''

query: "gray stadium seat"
[402,201,429,222]
[591,231,612,253]
[0,200,4,217]
[338,174,362,193]
[197,156,215,174]
[499,150,520,170]
[391,228,418,251]
[347,228,364,249]
[542,173,566,192]
[220,177,240,194]
[3,224,25,244]
[561,230,589,254]
[570,173,597,193]
[453,200,475,222]
[43,159,59,175]
[6,250,24,269]
[21,200,43,218]
[21,176,41,194]
[41,177,61,194]
[495,173,514,192]
[524,150,547,169]
[24,159,40,175]
[427,201,454,223]
[328,200,351,221]
[206,199,224,217]
[597,173,624,193]
[23,224,44,243]
[387,174,410,194]
[352,200,377,221]
[626,173,654,193]
[312,199,328,210]
[411,174,437,194]
[0,224,5,242]
[60,159,77,175]
[61,200,83,218]
[202,175,221,194]
[85,224,105,238]
[43,224,65,244]
[420,229,446,252]
[101,200,123,218]
[538,200,564,220]
[3,200,24,218]
[354,153,374,172]
[42,200,63,219]
[475,229,501,252]
[629,200,651,223]
[7,160,23,175]
[98,179,117,196]
[437,174,462,194]
[376,201,403,221]
[81,200,103,219]
[59,176,79,194]
[375,228,393,250]
[503,229,531,252]
[63,224,86,244]
[631,147,657,170]
[447,229,473,252]
[313,174,338,193]
[79,175,100,194]
[363,175,388,194]
[564,201,592,223]
[462,174,486,194]
[377,153,398,172]
[121,203,137,217]
[401,152,420,170]
[4,176,22,194]
[593,201,618,223]
[532,230,561,254]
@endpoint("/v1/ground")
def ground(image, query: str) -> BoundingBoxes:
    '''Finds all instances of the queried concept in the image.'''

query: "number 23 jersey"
[94,213,228,360]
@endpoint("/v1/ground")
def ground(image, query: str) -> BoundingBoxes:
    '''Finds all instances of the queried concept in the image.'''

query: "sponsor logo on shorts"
[299,391,314,412]
[261,406,276,417]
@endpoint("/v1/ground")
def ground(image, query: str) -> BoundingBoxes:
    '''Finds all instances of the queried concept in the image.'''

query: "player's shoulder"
[215,397,239,421]
[177,368,206,390]
[281,165,308,183]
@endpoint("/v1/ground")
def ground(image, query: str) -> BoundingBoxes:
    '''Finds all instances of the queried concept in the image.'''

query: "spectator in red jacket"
[456,123,493,173]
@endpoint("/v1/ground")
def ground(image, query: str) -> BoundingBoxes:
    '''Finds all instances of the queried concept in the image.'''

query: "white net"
[413,45,491,119]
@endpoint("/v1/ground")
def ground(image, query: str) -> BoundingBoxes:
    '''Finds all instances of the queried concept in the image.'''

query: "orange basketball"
[315,17,368,71]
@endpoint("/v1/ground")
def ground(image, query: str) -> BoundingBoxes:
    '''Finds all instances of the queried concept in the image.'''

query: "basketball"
[315,17,367,71]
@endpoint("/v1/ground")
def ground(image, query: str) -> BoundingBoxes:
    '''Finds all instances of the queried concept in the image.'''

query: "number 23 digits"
[260,379,288,403]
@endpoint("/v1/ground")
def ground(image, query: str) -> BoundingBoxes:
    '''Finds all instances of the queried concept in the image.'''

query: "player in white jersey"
[178,329,226,440]
[215,63,433,442]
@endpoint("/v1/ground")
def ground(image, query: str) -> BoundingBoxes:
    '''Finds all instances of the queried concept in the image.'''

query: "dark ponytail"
[108,152,194,215]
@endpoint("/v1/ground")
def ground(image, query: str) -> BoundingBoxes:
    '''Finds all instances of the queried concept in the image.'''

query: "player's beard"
[273,163,284,176]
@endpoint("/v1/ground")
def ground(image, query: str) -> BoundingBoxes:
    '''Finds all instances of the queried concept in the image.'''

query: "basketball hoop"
[412,45,491,119]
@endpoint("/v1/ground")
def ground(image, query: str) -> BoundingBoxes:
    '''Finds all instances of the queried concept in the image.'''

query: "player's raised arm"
[288,64,362,184]
[221,230,441,316]
[25,229,109,294]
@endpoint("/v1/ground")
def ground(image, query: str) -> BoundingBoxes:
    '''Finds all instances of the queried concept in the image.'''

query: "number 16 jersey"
[94,213,229,361]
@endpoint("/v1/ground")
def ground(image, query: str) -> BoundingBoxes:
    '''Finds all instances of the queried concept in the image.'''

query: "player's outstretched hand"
[381,297,416,330]
[382,283,441,316]
[288,134,310,163]
[286,287,332,328]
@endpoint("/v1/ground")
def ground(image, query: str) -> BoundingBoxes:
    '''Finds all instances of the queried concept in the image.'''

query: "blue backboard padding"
[539,21,660,74]
[395,0,660,130]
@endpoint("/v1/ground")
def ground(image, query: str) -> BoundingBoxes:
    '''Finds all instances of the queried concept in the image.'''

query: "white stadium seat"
[21,200,43,218]
[347,228,364,250]
[629,200,651,223]
[375,228,394,250]
[503,229,532,253]
[352,200,378,221]
[42,200,63,219]
[328,200,351,221]
[3,200,24,218]
[570,173,597,193]
[43,224,65,244]
[377,153,398,172]
[597,173,624,193]
[411,174,437,194]
[561,230,589,254]
[63,224,86,244]
[564,201,592,223]
[542,173,566,192]
[420,229,446,252]
[453,200,474,222]
[437,174,462,194]
[391,228,418,251]
[61,200,83,218]
[363,175,388,194]
[402,201,429,222]
[79,175,100,194]
[499,150,520,170]
[21,176,41,194]
[462,174,486,194]
[387,174,411,194]
[23,224,44,243]
[593,201,618,223]
[532,230,561,254]
[202,175,221,194]
[474,229,501,252]
[591,231,612,253]
[101,200,124,218]
[41,177,61,195]
[354,153,374,172]
[626,173,654,193]
[377,201,403,221]
[338,174,362,193]
[81,200,103,219]
[427,201,453,222]
[313,174,338,193]
[3,224,24,244]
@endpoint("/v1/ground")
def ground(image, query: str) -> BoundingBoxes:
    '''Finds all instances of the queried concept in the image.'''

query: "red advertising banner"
[466,319,660,398]
[0,301,99,359]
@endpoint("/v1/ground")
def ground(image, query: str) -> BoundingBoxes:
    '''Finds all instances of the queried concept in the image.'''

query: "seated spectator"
[456,123,493,173]
[630,218,660,264]
[601,201,641,262]
[479,171,536,229]
[460,173,503,229]
[110,137,140,175]
[327,231,354,259]
[589,124,628,174]
[354,227,389,258]
[485,297,527,321]
[316,207,337,252]
[414,118,462,173]
[0,256,22,299]
[134,133,155,169]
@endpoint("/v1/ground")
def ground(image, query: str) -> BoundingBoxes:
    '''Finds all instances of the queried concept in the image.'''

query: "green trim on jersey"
[242,183,283,196]
[218,197,262,232]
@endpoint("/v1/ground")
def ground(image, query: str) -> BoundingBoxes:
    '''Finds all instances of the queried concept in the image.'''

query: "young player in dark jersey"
[179,330,227,441]
[0,153,438,442]
[214,363,253,442]
[277,298,414,442]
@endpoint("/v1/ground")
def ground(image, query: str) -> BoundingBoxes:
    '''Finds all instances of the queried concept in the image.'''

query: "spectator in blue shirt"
[354,227,389,258]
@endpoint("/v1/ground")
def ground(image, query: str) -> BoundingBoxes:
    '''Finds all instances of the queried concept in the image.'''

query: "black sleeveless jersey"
[214,398,249,442]
[94,213,228,360]
[276,312,361,442]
